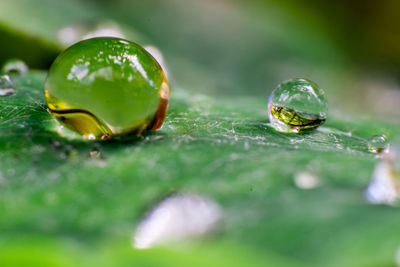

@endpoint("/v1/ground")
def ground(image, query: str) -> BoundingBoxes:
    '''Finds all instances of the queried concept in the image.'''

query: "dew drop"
[89,147,101,159]
[2,58,29,75]
[268,78,327,133]
[133,193,222,249]
[0,74,16,96]
[46,37,169,140]
[294,172,320,189]
[365,148,400,205]
[368,135,388,153]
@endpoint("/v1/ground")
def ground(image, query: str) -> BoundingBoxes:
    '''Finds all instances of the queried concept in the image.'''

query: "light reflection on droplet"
[133,193,222,249]
[294,172,320,189]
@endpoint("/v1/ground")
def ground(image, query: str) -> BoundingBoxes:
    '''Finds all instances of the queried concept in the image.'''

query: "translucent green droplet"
[45,37,169,140]
[368,135,388,153]
[2,58,29,75]
[0,74,16,96]
[268,78,327,133]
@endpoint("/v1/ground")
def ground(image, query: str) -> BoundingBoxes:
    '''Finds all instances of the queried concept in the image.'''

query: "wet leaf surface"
[0,72,399,266]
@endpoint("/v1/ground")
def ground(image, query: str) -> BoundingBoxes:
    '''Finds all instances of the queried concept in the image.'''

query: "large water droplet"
[368,135,388,153]
[2,58,29,75]
[268,78,328,133]
[0,74,16,96]
[133,193,222,249]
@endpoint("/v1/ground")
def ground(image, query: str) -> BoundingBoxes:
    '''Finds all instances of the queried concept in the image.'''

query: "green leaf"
[0,72,400,266]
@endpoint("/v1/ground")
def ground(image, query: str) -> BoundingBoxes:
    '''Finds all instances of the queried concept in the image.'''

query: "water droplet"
[294,172,320,189]
[0,74,16,96]
[268,78,327,133]
[45,37,169,139]
[89,147,101,158]
[368,135,388,153]
[133,193,222,249]
[365,150,399,205]
[2,58,29,75]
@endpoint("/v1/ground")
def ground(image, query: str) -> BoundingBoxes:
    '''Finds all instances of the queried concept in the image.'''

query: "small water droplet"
[368,135,388,153]
[89,147,101,158]
[0,74,16,96]
[294,172,320,189]
[268,78,327,133]
[365,149,399,205]
[2,58,29,75]
[87,134,96,140]
[133,193,222,249]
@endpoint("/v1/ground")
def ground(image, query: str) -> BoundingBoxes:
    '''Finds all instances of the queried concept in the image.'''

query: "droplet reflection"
[133,193,222,249]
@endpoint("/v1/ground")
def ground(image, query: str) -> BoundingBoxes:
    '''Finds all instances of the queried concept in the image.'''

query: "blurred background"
[0,0,399,120]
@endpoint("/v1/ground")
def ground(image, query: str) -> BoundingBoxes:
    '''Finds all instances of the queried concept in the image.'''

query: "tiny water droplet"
[368,135,388,153]
[89,147,101,158]
[0,74,16,96]
[365,149,399,205]
[294,172,320,189]
[133,193,222,249]
[2,58,29,75]
[268,78,327,133]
